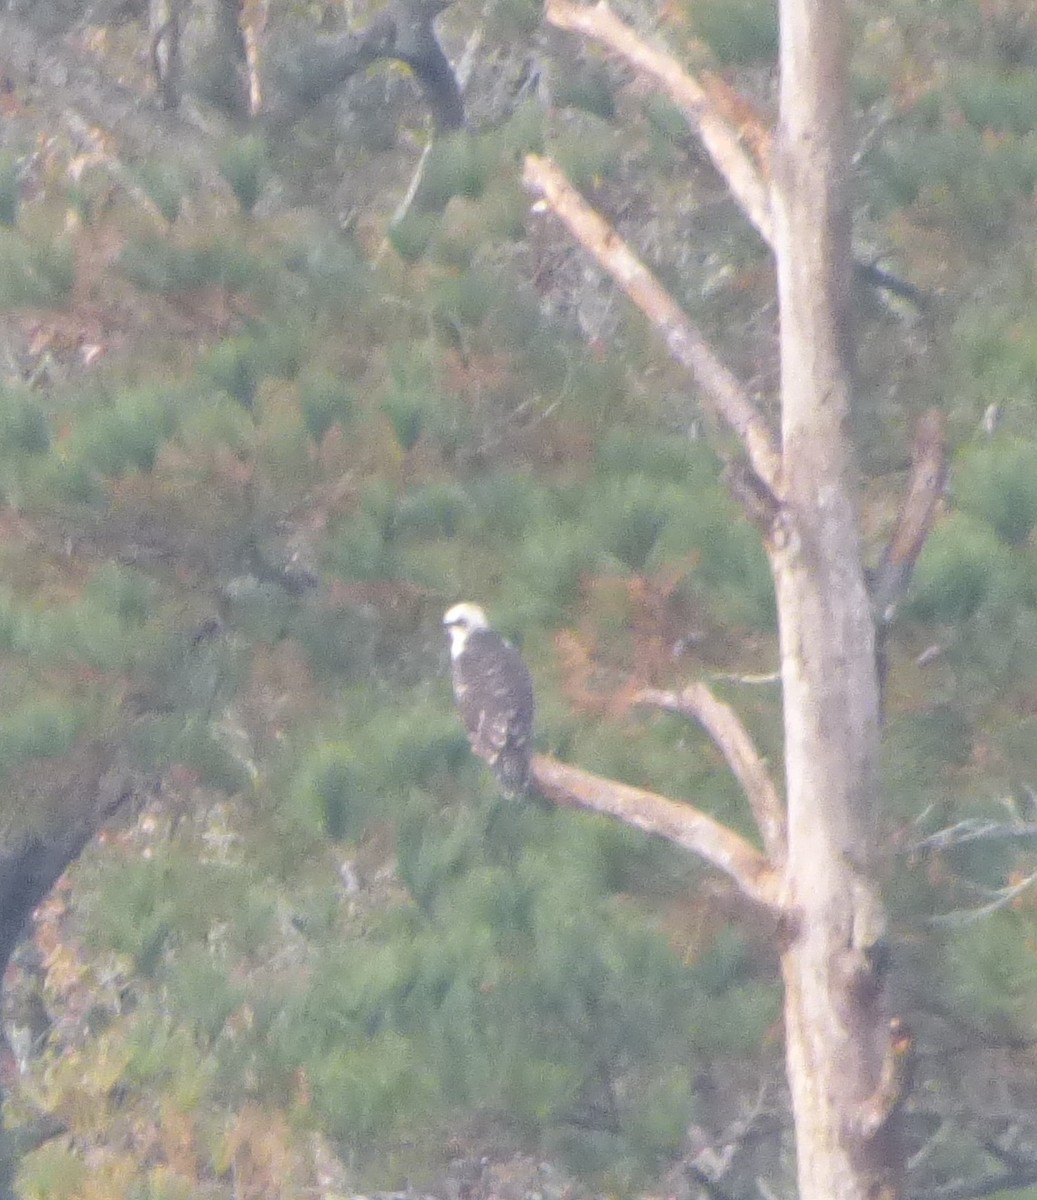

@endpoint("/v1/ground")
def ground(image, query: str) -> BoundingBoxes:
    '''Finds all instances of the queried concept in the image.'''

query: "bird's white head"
[443,601,489,658]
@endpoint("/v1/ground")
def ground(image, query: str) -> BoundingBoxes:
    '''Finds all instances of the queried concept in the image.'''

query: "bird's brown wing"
[451,631,534,767]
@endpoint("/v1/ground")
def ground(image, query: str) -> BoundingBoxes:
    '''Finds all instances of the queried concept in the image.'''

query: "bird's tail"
[495,749,531,799]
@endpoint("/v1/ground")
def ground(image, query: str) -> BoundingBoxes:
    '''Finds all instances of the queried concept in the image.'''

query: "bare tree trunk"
[770,3,894,1197]
[525,2,932,1196]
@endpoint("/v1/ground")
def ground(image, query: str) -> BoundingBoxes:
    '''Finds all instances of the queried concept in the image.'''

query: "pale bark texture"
[770,3,892,1197]
[527,0,911,1196]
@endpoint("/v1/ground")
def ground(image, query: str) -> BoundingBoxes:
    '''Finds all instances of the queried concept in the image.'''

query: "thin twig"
[709,670,781,686]
[912,818,1037,852]
[927,868,1037,927]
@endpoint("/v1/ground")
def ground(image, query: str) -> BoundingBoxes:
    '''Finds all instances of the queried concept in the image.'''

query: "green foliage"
[872,121,1037,232]
[290,603,380,681]
[0,698,86,784]
[431,266,499,330]
[596,427,717,487]
[392,482,472,539]
[955,437,1037,545]
[84,849,274,976]
[66,387,178,478]
[309,1031,437,1144]
[200,338,263,411]
[951,306,1037,421]
[118,235,264,294]
[16,1142,86,1200]
[883,702,973,825]
[283,229,370,310]
[0,151,21,228]
[291,742,371,840]
[14,587,142,671]
[0,386,49,456]
[137,160,185,226]
[952,69,1037,136]
[943,912,1037,1034]
[382,382,428,451]
[496,100,545,159]
[643,96,691,156]
[588,475,688,571]
[388,211,438,263]
[463,471,549,539]
[164,944,244,1045]
[0,232,74,306]
[550,120,622,190]
[513,520,600,618]
[248,318,305,380]
[219,135,268,216]
[556,61,617,121]
[485,0,542,39]
[299,373,357,444]
[326,511,397,583]
[689,0,779,64]
[906,512,1023,624]
[415,136,491,212]
[250,792,716,1168]
[85,563,154,628]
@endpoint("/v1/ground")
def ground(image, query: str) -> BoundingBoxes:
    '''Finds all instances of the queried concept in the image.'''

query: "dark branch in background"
[0,740,138,1200]
[263,0,463,133]
[0,2,462,181]
[854,260,932,313]
[3,1113,67,1160]
[0,743,134,974]
[386,0,465,131]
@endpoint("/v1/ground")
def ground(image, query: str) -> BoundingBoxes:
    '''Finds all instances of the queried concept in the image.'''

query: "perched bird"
[443,602,535,798]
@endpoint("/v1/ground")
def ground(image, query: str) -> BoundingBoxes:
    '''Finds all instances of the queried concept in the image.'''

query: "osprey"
[443,602,535,798]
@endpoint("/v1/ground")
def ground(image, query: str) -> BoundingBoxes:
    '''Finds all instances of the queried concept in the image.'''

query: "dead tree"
[524,2,945,1197]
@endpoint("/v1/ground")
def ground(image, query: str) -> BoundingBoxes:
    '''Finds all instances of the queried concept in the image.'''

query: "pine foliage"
[4,1,1037,1196]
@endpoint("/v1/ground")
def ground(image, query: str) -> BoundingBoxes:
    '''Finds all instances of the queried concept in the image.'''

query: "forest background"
[0,0,1037,1198]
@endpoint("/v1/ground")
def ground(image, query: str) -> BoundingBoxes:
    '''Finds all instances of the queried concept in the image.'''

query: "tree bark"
[769,2,895,1197]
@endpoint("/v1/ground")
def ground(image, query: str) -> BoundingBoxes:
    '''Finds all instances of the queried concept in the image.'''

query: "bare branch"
[709,671,780,686]
[523,153,782,497]
[637,684,785,864]
[545,0,773,245]
[927,869,1037,927]
[871,407,948,626]
[530,754,786,911]
[546,1,929,322]
[912,817,1037,853]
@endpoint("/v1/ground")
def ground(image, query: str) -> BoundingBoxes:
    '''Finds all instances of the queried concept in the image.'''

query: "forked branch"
[637,683,786,863]
[523,154,782,497]
[531,754,785,910]
[545,0,773,244]
[544,1,927,312]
